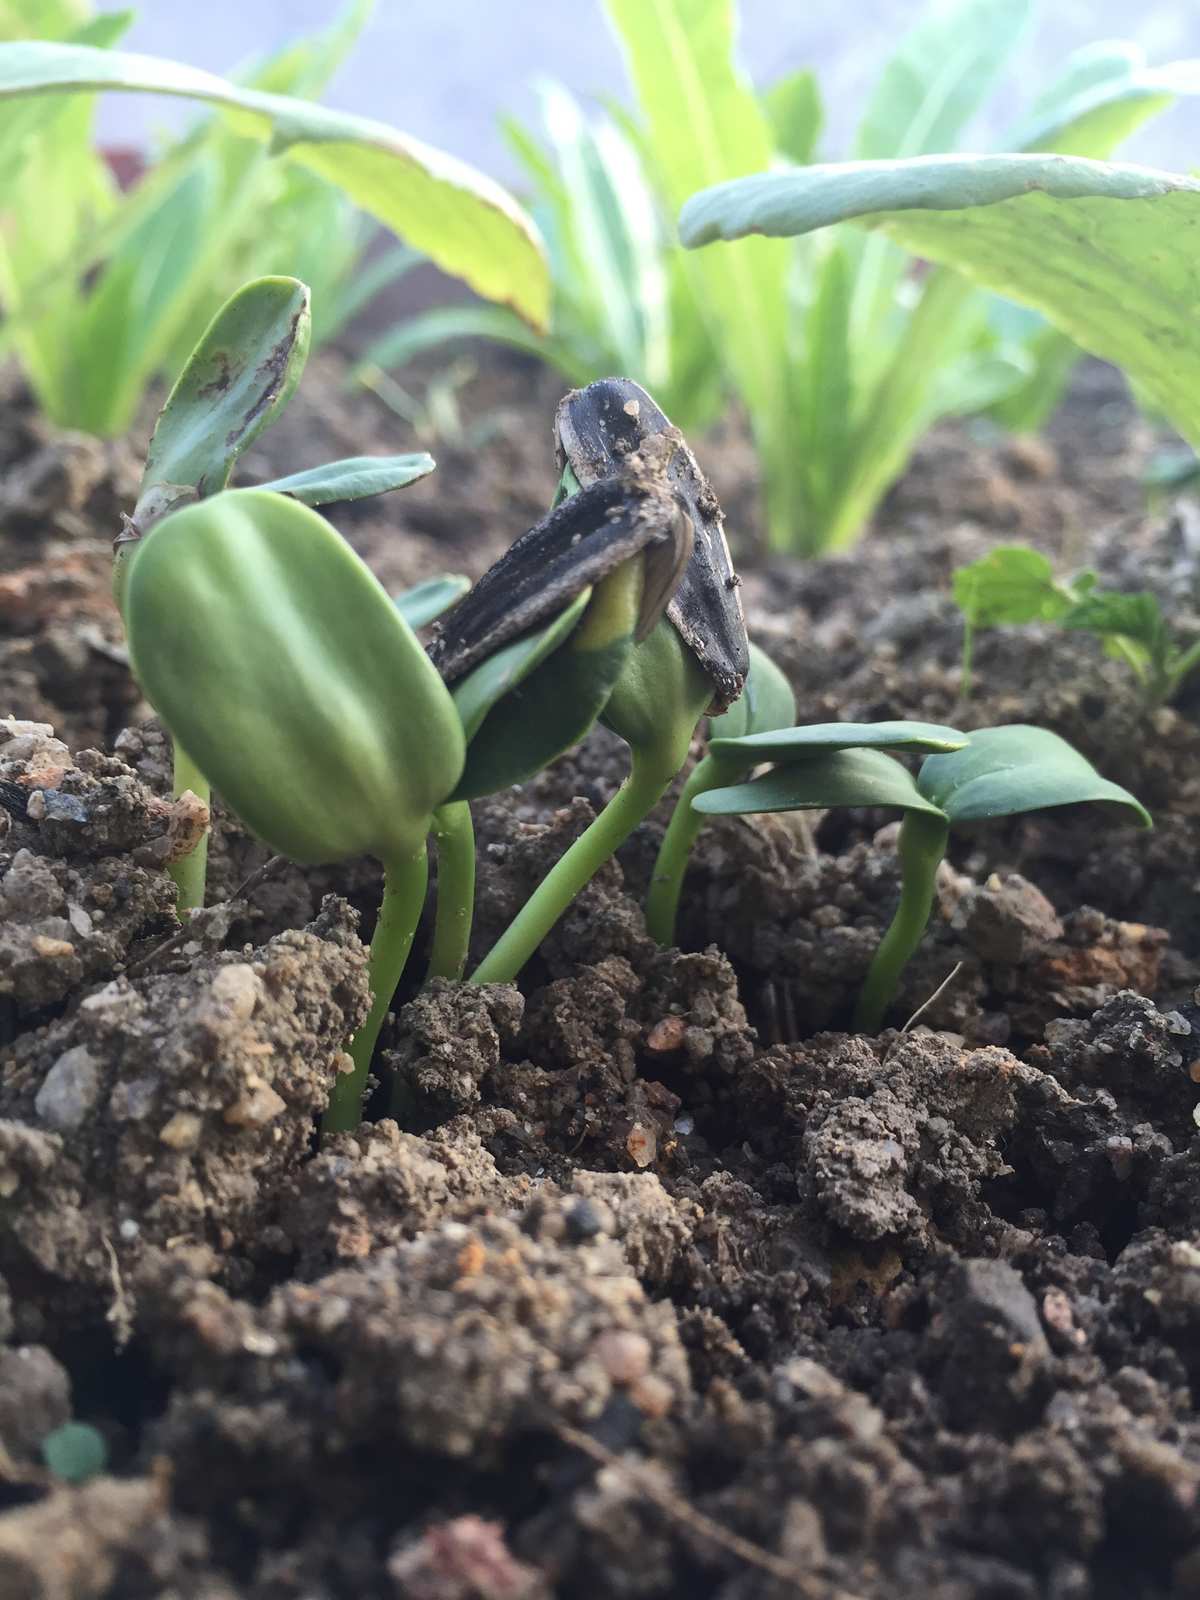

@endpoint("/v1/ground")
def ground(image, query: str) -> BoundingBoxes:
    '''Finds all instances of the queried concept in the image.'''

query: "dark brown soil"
[2,346,1200,1599]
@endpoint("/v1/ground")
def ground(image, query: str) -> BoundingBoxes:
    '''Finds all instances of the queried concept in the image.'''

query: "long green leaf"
[855,0,1034,159]
[604,0,792,543]
[679,154,1200,451]
[0,40,549,328]
[258,453,435,506]
[1013,43,1200,158]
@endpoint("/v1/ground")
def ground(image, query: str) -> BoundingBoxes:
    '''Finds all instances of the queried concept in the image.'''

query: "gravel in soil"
[1,351,1200,1598]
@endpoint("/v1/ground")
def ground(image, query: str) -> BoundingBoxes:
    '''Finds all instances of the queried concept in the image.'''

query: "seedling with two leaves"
[695,724,1150,1031]
[117,275,436,916]
[953,545,1200,707]
[122,302,748,1133]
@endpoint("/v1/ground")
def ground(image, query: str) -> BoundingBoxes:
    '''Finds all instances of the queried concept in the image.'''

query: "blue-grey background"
[102,2,1200,179]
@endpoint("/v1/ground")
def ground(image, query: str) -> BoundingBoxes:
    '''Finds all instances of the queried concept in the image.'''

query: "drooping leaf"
[855,0,1034,160]
[0,40,549,328]
[125,489,465,864]
[916,725,1151,826]
[693,746,944,818]
[952,544,1086,628]
[708,639,795,740]
[257,452,435,506]
[393,574,471,630]
[679,154,1200,452]
[709,720,966,764]
[134,277,311,533]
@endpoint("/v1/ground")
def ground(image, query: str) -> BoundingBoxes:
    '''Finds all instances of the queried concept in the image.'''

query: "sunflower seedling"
[953,544,1200,706]
[695,723,1150,1032]
[118,274,435,913]
[123,489,465,1137]
[465,377,749,985]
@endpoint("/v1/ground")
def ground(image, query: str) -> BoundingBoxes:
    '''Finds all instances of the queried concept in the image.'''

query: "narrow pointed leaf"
[134,277,310,532]
[694,747,943,817]
[0,40,549,328]
[393,574,471,630]
[1012,44,1200,158]
[679,154,1200,451]
[855,0,1034,160]
[257,452,435,506]
[710,719,966,762]
[125,489,465,864]
[917,725,1151,826]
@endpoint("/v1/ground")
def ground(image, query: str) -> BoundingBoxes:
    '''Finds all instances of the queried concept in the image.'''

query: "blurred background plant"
[362,0,1200,557]
[0,0,525,437]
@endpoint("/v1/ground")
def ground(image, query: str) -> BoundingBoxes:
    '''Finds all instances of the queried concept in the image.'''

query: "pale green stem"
[427,801,476,981]
[470,748,677,986]
[644,750,744,948]
[169,740,210,914]
[322,843,429,1138]
[854,810,950,1034]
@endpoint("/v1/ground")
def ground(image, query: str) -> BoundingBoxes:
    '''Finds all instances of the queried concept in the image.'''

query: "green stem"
[322,843,429,1138]
[169,740,210,914]
[853,810,950,1034]
[470,748,676,986]
[427,801,476,981]
[644,751,743,947]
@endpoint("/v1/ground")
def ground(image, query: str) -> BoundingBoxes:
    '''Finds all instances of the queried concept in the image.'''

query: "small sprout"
[644,638,796,947]
[695,723,1149,1033]
[42,1421,107,1484]
[470,377,748,986]
[953,543,1200,706]
[124,488,466,1135]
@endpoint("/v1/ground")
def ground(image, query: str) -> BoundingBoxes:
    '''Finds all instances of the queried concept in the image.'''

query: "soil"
[2,341,1200,1599]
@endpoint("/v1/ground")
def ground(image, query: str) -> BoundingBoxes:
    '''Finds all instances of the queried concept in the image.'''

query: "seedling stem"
[469,747,678,986]
[428,801,476,981]
[169,741,210,914]
[644,749,743,946]
[323,843,429,1135]
[853,810,950,1033]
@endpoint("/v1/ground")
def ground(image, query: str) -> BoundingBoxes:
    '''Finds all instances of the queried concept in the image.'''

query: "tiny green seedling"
[953,544,1200,706]
[118,275,435,914]
[695,723,1150,1032]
